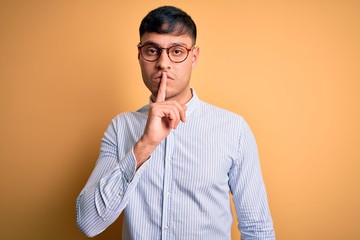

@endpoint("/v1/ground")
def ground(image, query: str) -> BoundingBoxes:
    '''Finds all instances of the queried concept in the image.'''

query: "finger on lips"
[155,72,167,103]
[152,72,187,128]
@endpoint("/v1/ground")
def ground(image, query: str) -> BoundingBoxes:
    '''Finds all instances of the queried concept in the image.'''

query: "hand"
[144,73,187,144]
[134,73,187,167]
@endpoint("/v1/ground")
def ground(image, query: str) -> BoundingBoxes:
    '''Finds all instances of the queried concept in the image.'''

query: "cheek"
[140,63,152,77]
[178,64,192,78]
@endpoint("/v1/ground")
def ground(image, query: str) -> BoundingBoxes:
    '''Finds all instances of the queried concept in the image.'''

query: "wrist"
[134,137,157,169]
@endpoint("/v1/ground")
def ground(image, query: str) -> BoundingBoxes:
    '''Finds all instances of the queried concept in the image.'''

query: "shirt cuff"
[119,147,151,182]
[119,149,136,182]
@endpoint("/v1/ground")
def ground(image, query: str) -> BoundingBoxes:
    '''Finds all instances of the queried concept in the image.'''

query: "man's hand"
[134,73,187,168]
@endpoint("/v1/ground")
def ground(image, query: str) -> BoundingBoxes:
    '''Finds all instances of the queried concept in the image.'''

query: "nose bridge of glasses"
[158,47,172,61]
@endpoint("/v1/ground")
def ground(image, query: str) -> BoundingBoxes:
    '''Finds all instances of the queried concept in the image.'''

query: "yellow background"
[1,1,359,239]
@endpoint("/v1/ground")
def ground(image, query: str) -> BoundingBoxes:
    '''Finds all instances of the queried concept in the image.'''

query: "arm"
[76,73,186,237]
[134,72,186,169]
[76,121,149,237]
[229,119,275,240]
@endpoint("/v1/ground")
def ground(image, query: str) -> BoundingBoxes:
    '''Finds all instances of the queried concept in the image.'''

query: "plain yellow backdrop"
[1,1,359,239]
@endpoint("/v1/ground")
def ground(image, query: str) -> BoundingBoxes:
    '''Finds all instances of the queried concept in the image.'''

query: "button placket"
[161,133,174,239]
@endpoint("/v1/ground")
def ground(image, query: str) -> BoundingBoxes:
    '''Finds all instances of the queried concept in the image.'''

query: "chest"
[145,121,239,192]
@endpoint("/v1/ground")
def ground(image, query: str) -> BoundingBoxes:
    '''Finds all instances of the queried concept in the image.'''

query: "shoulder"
[106,108,147,132]
[189,100,251,137]
[198,100,245,124]
[111,111,137,123]
[112,104,149,122]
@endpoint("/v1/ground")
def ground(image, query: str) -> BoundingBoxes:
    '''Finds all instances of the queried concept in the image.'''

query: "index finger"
[155,73,167,103]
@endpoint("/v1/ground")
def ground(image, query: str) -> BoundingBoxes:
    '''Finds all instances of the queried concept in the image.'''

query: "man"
[76,5,275,239]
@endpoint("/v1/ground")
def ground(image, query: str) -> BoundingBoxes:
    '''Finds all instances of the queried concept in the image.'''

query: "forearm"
[76,150,148,237]
[76,181,123,237]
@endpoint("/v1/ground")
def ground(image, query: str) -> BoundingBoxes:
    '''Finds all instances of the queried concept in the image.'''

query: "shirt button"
[166,156,171,161]
[164,225,169,231]
[166,191,170,196]
[119,191,124,196]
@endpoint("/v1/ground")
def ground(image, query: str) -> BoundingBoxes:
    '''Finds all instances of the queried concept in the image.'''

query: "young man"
[76,6,275,239]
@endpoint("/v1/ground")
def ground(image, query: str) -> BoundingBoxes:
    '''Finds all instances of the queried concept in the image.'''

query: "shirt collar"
[185,88,200,117]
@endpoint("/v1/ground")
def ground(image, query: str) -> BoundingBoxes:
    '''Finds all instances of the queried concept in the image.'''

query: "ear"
[191,46,200,69]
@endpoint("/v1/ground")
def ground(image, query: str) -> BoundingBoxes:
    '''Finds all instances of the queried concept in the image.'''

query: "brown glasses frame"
[137,43,194,63]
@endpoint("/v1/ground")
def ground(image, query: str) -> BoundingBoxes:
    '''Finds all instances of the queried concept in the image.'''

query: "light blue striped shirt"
[76,90,275,239]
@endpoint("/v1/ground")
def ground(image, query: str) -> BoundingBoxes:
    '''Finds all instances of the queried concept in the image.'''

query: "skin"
[134,32,200,169]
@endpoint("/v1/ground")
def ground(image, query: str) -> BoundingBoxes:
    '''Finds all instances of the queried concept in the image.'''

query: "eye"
[170,46,186,55]
[144,46,160,56]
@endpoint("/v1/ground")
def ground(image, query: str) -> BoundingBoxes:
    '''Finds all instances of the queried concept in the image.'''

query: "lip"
[153,73,174,81]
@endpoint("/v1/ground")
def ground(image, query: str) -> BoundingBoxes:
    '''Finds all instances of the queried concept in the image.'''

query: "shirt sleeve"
[229,118,275,240]
[76,118,149,237]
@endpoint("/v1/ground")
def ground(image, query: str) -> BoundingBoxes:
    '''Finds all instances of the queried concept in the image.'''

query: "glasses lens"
[139,44,191,62]
[168,46,189,62]
[141,45,160,61]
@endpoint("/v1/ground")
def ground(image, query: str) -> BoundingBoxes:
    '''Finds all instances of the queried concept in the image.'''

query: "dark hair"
[139,6,197,44]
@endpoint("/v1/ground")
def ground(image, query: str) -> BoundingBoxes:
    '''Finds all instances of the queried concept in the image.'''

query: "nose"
[156,50,171,70]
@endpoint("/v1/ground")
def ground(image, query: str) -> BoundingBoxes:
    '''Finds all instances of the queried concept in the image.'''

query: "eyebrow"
[141,41,189,48]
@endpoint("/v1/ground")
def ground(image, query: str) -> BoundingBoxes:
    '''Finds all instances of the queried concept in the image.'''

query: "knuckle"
[150,103,161,111]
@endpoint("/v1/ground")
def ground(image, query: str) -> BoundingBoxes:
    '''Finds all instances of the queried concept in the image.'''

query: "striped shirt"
[76,90,275,239]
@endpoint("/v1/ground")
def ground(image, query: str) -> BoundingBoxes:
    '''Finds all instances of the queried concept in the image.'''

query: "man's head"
[139,6,197,45]
[138,6,199,104]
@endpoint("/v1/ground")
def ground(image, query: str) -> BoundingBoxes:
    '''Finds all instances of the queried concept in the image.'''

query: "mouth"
[154,73,174,81]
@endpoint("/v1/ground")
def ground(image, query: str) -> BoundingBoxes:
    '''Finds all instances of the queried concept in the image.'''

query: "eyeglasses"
[138,43,194,63]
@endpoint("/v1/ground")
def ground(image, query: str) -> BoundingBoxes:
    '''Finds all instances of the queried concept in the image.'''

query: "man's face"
[138,32,199,103]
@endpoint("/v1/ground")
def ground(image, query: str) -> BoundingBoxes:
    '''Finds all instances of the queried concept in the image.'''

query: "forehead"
[140,32,193,47]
